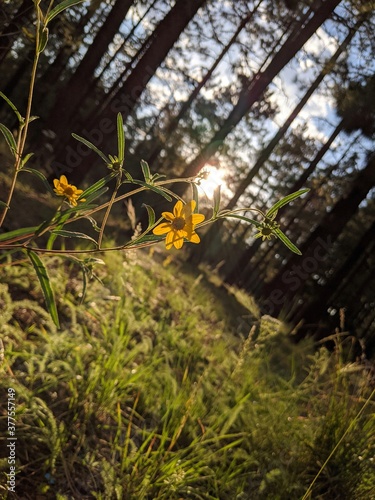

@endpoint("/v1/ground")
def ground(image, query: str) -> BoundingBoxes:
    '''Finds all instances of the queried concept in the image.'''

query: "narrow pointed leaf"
[0,92,23,123]
[27,250,60,328]
[72,133,110,164]
[213,185,221,217]
[51,229,98,246]
[80,173,116,200]
[223,214,263,228]
[266,189,309,219]
[132,180,172,201]
[20,153,35,168]
[191,182,199,213]
[45,0,84,23]
[37,26,49,54]
[140,160,151,183]
[117,113,125,163]
[0,226,38,242]
[0,201,10,209]
[0,124,17,156]
[273,228,301,255]
[142,204,155,228]
[21,167,54,193]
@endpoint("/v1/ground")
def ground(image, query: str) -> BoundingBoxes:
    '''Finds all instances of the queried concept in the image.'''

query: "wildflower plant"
[0,0,307,328]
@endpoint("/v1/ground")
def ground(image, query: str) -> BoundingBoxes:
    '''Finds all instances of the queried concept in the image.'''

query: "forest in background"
[1,0,375,355]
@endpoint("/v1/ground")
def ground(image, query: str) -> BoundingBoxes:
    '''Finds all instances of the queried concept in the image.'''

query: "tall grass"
[0,250,374,499]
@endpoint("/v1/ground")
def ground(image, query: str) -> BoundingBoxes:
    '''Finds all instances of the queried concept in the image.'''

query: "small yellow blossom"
[53,175,85,206]
[255,225,275,241]
[153,200,205,250]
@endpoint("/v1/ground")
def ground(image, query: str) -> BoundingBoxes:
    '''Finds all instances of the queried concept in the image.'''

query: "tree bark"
[143,1,263,169]
[45,0,134,138]
[261,153,375,313]
[224,19,361,211]
[0,0,33,65]
[172,0,342,195]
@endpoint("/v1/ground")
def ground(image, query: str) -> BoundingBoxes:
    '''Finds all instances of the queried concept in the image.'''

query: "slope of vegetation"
[0,248,374,499]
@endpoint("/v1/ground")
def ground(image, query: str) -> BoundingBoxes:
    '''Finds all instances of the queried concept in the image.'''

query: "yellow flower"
[153,200,205,250]
[53,175,85,206]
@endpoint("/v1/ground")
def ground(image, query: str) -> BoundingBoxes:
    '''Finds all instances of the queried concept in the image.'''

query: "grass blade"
[27,250,60,328]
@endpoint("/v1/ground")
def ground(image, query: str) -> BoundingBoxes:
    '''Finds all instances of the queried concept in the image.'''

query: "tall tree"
[45,0,134,139]
[0,0,33,65]
[170,0,342,198]
[295,218,375,329]
[261,153,375,315]
[223,18,363,211]
[143,1,263,169]
[53,0,207,183]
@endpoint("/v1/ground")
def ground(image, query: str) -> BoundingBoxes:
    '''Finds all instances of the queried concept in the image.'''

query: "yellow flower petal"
[189,232,200,244]
[173,230,184,249]
[162,211,174,222]
[173,200,183,217]
[153,222,172,235]
[59,175,68,185]
[165,230,175,249]
[191,213,205,225]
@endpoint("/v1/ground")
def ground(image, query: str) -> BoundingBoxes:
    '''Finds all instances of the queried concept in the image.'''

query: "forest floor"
[0,154,375,499]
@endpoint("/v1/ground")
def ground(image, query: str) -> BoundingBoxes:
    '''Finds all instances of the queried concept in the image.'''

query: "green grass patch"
[0,250,374,499]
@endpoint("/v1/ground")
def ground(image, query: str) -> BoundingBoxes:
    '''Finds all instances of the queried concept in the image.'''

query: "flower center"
[171,217,185,230]
[261,227,272,236]
[64,186,75,196]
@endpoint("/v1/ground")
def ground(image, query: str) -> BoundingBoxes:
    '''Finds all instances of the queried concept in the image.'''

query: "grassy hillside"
[0,247,374,499]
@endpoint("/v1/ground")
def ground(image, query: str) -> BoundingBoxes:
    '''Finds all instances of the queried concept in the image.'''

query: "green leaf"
[0,92,23,123]
[213,185,221,217]
[21,167,54,194]
[37,26,49,53]
[266,189,309,219]
[45,0,85,23]
[50,229,98,246]
[140,160,151,183]
[191,182,199,213]
[222,214,263,228]
[142,204,155,228]
[127,234,163,245]
[84,215,101,232]
[72,133,110,164]
[0,201,10,209]
[0,123,17,156]
[27,250,60,328]
[132,180,172,201]
[117,113,125,164]
[20,153,34,168]
[273,228,301,255]
[0,226,38,242]
[80,173,116,200]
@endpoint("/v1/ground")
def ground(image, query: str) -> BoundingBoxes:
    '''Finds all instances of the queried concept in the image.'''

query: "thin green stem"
[98,172,122,248]
[0,6,42,228]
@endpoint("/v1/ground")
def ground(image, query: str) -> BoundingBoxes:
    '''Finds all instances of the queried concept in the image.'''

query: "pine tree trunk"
[0,0,33,65]
[295,219,375,331]
[224,20,361,211]
[45,0,134,139]
[261,153,375,315]
[50,0,207,183]
[173,0,342,194]
[143,1,263,169]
